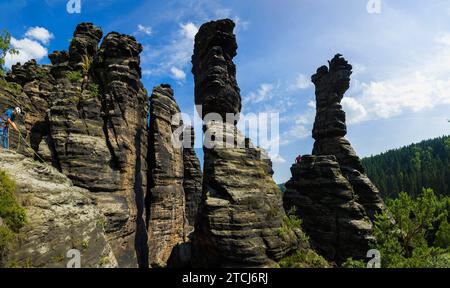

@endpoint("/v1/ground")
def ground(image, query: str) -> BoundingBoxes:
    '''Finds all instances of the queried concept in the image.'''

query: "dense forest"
[362,135,450,198]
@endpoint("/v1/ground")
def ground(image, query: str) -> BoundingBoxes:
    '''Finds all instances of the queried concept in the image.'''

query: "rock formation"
[284,54,386,264]
[182,125,202,227]
[4,23,149,267]
[311,54,385,220]
[146,84,187,267]
[191,19,299,268]
[0,150,117,268]
[284,156,373,263]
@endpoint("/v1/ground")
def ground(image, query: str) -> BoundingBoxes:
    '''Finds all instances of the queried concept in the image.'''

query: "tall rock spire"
[311,54,385,219]
[146,84,188,267]
[191,19,299,268]
[284,54,386,264]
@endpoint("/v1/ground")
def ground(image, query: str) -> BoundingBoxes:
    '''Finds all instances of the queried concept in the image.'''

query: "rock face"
[4,23,149,267]
[0,150,117,268]
[284,156,373,263]
[191,19,241,120]
[146,84,187,267]
[284,54,386,264]
[311,54,385,220]
[182,126,202,227]
[191,19,299,268]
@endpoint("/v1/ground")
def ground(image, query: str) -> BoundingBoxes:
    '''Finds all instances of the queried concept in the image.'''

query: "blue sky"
[1,0,449,183]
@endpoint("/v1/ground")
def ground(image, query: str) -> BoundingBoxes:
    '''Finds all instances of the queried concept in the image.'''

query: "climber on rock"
[0,107,21,149]
[295,154,302,164]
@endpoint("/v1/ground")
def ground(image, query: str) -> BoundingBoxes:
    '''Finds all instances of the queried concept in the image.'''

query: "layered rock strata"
[4,23,149,267]
[146,84,187,267]
[191,19,299,268]
[284,55,386,264]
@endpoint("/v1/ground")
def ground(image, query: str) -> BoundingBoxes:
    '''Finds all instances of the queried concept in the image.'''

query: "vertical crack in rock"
[191,19,299,268]
[284,54,386,264]
[146,84,188,268]
[182,125,203,228]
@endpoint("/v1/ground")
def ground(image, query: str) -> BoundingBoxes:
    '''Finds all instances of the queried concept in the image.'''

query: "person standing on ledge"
[295,154,302,164]
[0,107,21,149]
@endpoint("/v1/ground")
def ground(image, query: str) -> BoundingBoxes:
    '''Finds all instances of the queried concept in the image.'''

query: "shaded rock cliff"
[191,19,299,268]
[182,125,202,227]
[3,23,149,267]
[146,84,187,267]
[284,156,373,264]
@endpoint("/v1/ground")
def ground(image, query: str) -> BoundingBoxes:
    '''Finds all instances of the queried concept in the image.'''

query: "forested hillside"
[362,136,450,198]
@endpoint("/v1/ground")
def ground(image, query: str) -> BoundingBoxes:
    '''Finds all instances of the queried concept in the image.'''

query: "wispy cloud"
[170,66,186,81]
[141,22,198,82]
[288,73,311,91]
[345,33,450,124]
[136,24,152,36]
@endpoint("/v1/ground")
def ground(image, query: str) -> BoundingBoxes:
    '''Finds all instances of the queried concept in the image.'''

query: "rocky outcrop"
[191,19,241,120]
[146,84,187,267]
[4,23,149,267]
[284,54,386,264]
[311,54,385,220]
[182,126,202,227]
[0,150,117,268]
[191,19,299,268]
[284,156,373,264]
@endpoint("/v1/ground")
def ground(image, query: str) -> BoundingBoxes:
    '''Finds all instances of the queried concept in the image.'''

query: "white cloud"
[141,22,198,82]
[289,74,311,90]
[280,124,310,146]
[4,27,53,69]
[180,22,198,41]
[270,153,286,164]
[137,24,152,36]
[307,100,316,109]
[436,33,450,46]
[342,97,368,124]
[344,32,450,123]
[244,83,274,104]
[5,37,48,68]
[170,66,186,80]
[24,27,54,44]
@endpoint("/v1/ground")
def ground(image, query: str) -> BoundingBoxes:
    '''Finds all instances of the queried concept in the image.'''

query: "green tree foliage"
[370,188,450,268]
[278,209,330,268]
[362,136,450,198]
[0,30,18,77]
[0,170,26,265]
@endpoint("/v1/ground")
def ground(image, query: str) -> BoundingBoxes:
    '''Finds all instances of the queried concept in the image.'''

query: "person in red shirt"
[295,155,302,164]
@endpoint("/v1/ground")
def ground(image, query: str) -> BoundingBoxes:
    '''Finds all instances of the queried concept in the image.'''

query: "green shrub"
[0,78,22,95]
[0,171,26,231]
[278,208,309,243]
[371,188,450,268]
[342,258,367,268]
[0,170,26,266]
[81,55,93,76]
[66,70,82,82]
[88,83,100,99]
[435,219,450,248]
[279,249,330,268]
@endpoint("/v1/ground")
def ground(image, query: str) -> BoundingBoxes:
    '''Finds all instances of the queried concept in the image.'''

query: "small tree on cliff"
[0,30,18,77]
